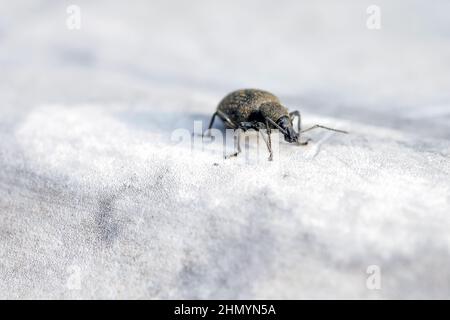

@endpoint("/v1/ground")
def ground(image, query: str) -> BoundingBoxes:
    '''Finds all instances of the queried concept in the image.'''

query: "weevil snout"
[284,126,299,143]
[277,116,299,143]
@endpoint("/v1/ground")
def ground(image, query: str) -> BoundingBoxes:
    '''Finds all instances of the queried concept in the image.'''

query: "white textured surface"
[0,0,449,299]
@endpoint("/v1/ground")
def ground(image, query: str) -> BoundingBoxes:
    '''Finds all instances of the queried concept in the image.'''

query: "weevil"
[206,89,348,161]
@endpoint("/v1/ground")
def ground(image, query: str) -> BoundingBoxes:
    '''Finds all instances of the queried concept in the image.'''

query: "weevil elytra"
[206,89,348,161]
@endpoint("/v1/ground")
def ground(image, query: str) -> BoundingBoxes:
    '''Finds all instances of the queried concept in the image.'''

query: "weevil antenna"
[265,117,288,135]
[300,124,348,134]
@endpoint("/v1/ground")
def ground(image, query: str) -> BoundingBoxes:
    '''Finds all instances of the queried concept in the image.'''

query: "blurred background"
[0,1,449,299]
[1,0,449,137]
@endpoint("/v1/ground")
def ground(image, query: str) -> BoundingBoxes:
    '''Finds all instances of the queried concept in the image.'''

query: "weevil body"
[207,89,347,160]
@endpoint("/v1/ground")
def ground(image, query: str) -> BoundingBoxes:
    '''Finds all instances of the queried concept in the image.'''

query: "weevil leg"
[289,110,310,145]
[225,129,242,159]
[205,112,217,135]
[241,120,274,161]
[264,118,273,161]
[204,112,218,136]
[259,130,273,161]
[217,110,238,129]
[205,110,240,137]
[289,110,301,133]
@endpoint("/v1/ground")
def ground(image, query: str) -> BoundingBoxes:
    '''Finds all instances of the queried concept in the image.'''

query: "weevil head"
[260,103,298,143]
[277,116,298,143]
